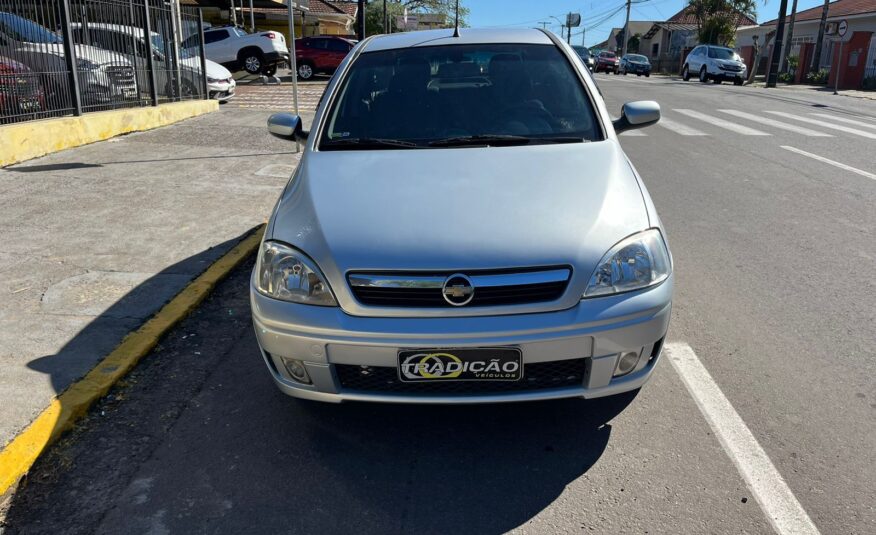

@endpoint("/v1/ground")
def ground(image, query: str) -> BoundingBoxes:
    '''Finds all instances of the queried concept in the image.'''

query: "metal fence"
[0,0,207,125]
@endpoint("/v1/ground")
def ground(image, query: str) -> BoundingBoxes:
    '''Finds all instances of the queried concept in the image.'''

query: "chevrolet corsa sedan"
[253,28,672,403]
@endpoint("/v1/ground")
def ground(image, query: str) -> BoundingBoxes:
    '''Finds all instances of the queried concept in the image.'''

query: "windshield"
[708,47,738,60]
[572,46,590,58]
[320,44,601,149]
[627,54,648,63]
[0,13,62,44]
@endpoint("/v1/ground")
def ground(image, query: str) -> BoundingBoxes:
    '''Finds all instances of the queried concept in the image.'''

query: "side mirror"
[268,113,308,143]
[613,101,660,134]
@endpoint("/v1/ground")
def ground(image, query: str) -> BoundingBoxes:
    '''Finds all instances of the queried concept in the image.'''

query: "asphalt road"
[2,76,874,534]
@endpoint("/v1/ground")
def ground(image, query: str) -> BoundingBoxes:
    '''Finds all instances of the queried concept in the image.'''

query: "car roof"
[69,22,158,39]
[361,28,554,53]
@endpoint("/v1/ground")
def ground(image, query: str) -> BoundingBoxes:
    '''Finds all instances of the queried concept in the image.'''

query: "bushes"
[806,69,829,84]
[778,72,794,83]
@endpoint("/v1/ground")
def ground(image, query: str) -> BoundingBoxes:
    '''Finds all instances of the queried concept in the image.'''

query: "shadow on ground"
[3,260,636,534]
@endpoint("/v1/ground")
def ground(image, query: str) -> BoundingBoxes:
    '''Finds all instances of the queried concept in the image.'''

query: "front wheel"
[645,73,650,77]
[682,65,690,81]
[297,62,314,80]
[262,64,277,77]
[734,78,743,86]
[699,66,708,83]
[242,53,264,75]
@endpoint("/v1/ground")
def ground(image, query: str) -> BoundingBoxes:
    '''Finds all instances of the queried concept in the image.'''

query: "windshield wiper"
[322,137,420,150]
[428,135,587,147]
[428,134,533,147]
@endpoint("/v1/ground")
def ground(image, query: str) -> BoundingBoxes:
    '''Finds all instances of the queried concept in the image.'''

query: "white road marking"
[675,109,771,136]
[766,111,876,139]
[718,110,833,137]
[657,117,709,136]
[666,343,821,535]
[619,130,648,136]
[810,113,876,130]
[781,146,876,180]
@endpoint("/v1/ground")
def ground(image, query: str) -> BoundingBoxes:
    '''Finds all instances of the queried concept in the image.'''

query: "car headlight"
[255,241,337,306]
[77,59,99,71]
[583,229,671,298]
[207,77,221,83]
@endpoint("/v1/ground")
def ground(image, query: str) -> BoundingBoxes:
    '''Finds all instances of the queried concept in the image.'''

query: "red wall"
[829,31,874,90]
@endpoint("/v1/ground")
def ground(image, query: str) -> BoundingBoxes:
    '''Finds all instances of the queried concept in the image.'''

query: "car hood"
[179,56,231,79]
[269,141,650,310]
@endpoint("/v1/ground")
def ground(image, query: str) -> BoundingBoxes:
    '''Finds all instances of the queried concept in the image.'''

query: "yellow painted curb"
[0,100,219,167]
[0,225,265,496]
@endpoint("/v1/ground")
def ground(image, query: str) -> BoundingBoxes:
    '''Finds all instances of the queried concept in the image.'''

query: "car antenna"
[452,0,460,37]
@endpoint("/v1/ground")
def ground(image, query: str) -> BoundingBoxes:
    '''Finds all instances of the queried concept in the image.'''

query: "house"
[736,0,876,89]
[605,21,658,53]
[636,5,757,71]
[180,0,358,39]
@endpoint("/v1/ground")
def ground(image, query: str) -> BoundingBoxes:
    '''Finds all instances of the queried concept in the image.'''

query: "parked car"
[189,25,288,76]
[70,23,235,102]
[0,12,137,110]
[256,28,672,404]
[620,54,651,76]
[294,36,355,80]
[681,44,746,85]
[594,51,619,74]
[0,55,44,120]
[572,45,594,70]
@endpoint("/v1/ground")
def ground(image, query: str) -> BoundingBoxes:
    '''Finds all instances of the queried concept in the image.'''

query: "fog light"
[614,351,642,377]
[282,358,312,384]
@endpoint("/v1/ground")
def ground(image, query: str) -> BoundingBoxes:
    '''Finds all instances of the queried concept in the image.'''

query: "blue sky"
[466,0,827,47]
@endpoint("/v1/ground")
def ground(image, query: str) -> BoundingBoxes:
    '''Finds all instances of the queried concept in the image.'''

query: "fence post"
[142,0,159,106]
[198,9,208,99]
[59,0,83,116]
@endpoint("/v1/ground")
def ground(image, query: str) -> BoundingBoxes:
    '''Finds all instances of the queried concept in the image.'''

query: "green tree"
[687,0,757,46]
[365,1,469,36]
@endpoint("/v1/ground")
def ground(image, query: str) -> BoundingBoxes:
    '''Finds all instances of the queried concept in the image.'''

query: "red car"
[294,36,355,80]
[0,56,44,123]
[594,51,619,74]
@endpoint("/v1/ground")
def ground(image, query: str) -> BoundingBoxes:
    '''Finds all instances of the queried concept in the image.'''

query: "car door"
[687,46,702,71]
[324,39,351,71]
[204,29,232,64]
[309,38,330,70]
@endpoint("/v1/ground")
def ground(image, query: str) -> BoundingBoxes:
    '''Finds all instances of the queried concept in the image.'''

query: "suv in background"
[594,51,619,74]
[190,25,288,75]
[682,44,746,85]
[294,36,354,80]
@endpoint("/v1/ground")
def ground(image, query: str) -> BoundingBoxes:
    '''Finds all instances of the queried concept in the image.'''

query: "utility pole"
[357,0,365,40]
[566,13,571,44]
[287,0,299,116]
[621,0,631,58]
[230,0,237,27]
[538,21,549,30]
[809,0,829,74]
[766,0,789,87]
[780,0,799,73]
[383,0,388,34]
[249,0,255,32]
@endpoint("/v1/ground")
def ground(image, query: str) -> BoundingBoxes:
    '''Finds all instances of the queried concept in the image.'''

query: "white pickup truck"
[187,26,288,76]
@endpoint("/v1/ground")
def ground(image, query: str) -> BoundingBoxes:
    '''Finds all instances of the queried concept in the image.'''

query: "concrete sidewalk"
[0,106,308,448]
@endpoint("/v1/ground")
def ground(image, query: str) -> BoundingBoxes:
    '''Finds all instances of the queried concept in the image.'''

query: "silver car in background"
[253,28,672,404]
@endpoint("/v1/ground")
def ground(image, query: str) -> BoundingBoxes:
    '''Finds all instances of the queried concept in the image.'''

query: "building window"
[652,43,659,56]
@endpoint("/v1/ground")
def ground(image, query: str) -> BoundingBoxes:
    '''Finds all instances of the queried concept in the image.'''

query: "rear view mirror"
[613,101,660,134]
[268,113,308,142]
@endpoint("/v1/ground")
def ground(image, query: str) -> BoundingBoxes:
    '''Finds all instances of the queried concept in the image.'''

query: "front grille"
[336,358,587,395]
[348,268,570,308]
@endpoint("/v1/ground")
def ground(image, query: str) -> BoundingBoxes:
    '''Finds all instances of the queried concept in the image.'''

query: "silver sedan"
[252,28,672,404]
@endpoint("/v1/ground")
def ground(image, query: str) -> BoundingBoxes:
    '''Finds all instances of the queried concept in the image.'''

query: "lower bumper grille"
[335,358,587,395]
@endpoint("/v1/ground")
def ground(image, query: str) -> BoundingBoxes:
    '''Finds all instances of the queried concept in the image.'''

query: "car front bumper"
[251,273,673,404]
[716,68,746,79]
[208,81,236,101]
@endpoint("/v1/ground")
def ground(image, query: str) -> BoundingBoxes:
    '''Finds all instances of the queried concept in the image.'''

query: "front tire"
[734,78,743,86]
[262,64,277,77]
[682,65,690,81]
[297,62,314,80]
[699,66,708,83]
[242,52,264,75]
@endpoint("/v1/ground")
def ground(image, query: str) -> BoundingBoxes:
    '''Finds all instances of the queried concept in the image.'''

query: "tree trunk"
[809,0,830,75]
[780,0,799,73]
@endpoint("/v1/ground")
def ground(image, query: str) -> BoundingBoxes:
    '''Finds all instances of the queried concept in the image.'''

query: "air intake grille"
[348,268,571,308]
[335,358,587,395]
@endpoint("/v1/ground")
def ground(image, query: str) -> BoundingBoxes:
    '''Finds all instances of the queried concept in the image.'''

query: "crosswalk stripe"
[619,130,648,136]
[657,117,708,136]
[809,113,876,130]
[766,111,876,139]
[675,109,771,136]
[718,110,832,137]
